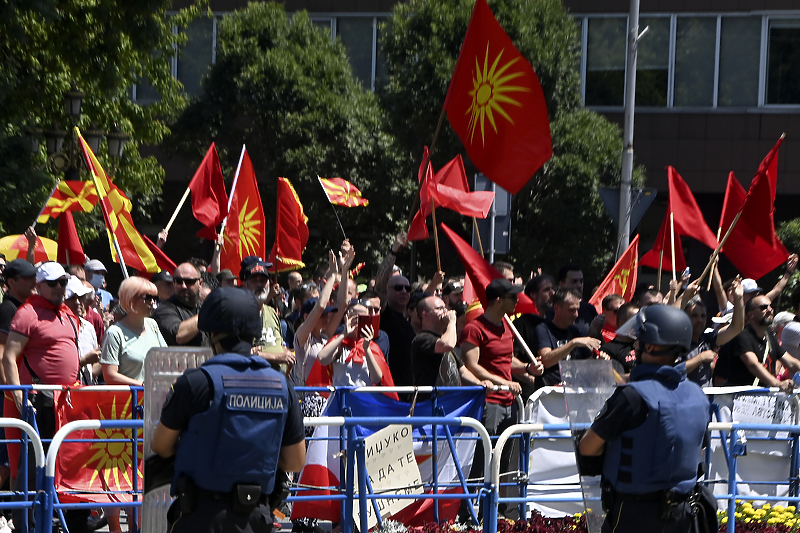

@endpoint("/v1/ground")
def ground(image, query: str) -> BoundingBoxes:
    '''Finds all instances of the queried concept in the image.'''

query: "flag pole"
[216,144,247,253]
[31,179,62,229]
[472,217,485,257]
[707,227,721,291]
[669,212,676,281]
[317,177,348,240]
[406,108,447,230]
[431,200,441,271]
[164,186,191,233]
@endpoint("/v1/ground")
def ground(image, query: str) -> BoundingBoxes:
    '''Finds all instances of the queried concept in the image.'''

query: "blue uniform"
[591,363,710,533]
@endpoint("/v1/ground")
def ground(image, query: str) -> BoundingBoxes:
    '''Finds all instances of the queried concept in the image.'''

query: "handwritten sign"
[733,392,795,439]
[354,424,423,531]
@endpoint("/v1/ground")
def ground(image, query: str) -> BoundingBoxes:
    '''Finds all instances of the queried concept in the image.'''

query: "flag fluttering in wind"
[318,177,369,207]
[76,128,159,274]
[37,181,98,224]
[738,136,783,245]
[719,170,788,280]
[589,235,639,314]
[268,177,309,272]
[57,212,85,265]
[439,222,536,315]
[142,235,177,275]
[219,149,266,277]
[444,0,552,194]
[189,143,229,240]
[408,147,496,241]
[640,166,718,272]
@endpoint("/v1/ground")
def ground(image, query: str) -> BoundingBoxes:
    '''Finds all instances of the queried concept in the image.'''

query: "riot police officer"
[578,304,710,533]
[152,287,306,533]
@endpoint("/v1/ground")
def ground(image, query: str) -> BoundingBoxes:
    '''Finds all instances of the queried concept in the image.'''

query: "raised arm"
[296,250,338,347]
[766,254,798,303]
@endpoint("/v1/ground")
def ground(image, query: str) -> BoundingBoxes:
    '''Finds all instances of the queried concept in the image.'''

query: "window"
[337,17,375,87]
[674,17,716,107]
[768,20,800,104]
[585,17,627,106]
[636,17,669,107]
[177,17,215,97]
[718,17,761,107]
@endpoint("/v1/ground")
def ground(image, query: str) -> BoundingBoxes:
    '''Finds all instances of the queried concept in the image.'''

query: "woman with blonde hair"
[100,276,166,387]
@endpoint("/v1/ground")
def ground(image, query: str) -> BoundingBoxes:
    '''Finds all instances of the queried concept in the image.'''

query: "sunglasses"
[45,278,68,288]
[174,277,200,286]
[141,294,158,304]
[392,285,411,292]
[755,304,771,311]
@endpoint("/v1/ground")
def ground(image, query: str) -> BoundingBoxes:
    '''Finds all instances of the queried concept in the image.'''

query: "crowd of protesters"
[1,223,800,529]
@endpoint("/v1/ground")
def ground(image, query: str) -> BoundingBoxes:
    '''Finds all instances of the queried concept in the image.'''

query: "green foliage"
[380,0,641,284]
[776,219,800,305]
[167,2,412,269]
[0,0,200,241]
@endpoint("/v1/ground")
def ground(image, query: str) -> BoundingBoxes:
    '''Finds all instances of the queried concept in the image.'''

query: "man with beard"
[713,295,800,389]
[152,262,207,347]
[512,274,554,400]
[243,260,295,369]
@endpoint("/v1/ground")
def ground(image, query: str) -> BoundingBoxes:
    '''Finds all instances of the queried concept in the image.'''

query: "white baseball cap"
[65,276,92,299]
[36,262,68,283]
[741,278,763,294]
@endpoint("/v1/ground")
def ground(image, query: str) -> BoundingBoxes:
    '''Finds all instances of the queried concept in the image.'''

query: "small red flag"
[589,235,639,314]
[439,222,536,315]
[268,177,309,272]
[719,172,788,280]
[219,149,266,277]
[444,0,552,194]
[739,137,783,244]
[57,211,84,265]
[189,143,229,240]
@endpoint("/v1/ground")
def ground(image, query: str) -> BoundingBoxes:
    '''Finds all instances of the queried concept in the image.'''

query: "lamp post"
[32,83,129,178]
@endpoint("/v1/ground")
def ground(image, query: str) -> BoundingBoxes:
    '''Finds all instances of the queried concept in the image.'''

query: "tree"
[379,0,644,284]
[0,0,198,239]
[167,2,412,269]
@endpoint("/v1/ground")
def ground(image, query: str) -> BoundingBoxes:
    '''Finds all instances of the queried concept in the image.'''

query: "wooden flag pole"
[31,179,62,229]
[504,314,535,363]
[406,108,447,230]
[473,217,485,257]
[669,212,676,281]
[707,227,722,291]
[696,211,744,288]
[431,198,442,271]
[164,186,191,233]
[657,249,663,293]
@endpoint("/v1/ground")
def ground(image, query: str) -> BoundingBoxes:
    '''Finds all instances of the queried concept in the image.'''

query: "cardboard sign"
[732,392,796,439]
[354,425,423,531]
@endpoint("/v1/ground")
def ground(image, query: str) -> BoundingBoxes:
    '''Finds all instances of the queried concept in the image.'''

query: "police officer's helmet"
[198,287,262,343]
[636,304,692,357]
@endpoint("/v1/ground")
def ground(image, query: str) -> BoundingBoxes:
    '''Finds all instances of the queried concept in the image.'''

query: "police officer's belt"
[614,489,688,502]
[193,485,267,507]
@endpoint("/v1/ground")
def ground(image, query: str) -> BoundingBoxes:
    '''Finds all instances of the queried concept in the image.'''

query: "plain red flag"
[57,211,85,265]
[444,0,552,194]
[439,222,536,315]
[739,137,783,244]
[219,150,266,277]
[589,235,639,313]
[189,143,229,240]
[719,172,788,280]
[640,167,716,271]
[268,177,309,272]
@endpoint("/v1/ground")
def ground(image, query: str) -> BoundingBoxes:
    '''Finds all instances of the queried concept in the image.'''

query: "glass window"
[674,17,716,107]
[312,18,333,40]
[636,17,670,107]
[337,17,374,87]
[375,17,389,88]
[177,17,214,97]
[718,17,761,107]
[585,17,626,106]
[134,80,160,104]
[767,20,800,104]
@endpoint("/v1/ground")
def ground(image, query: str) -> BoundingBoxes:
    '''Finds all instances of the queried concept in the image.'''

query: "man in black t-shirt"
[382,275,416,386]
[600,302,639,375]
[713,295,800,389]
[0,259,36,359]
[536,289,602,387]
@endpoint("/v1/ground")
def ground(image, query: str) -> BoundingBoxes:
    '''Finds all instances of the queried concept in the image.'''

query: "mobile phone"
[357,315,380,338]
[682,267,690,278]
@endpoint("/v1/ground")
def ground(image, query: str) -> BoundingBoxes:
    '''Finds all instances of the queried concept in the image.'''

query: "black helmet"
[636,304,692,355]
[198,287,262,342]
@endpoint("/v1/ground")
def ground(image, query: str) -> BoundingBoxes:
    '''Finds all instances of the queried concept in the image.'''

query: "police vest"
[602,363,709,495]
[172,353,289,494]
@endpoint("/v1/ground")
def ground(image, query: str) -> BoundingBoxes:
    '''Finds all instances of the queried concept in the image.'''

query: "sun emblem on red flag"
[83,395,142,491]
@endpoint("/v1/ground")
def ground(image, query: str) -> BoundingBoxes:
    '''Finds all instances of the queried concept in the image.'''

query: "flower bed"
[716,501,800,532]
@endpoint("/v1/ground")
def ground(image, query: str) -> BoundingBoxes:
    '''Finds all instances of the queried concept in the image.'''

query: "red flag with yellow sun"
[54,389,143,503]
[444,0,552,195]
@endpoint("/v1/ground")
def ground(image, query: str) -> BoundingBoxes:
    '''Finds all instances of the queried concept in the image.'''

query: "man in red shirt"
[459,278,543,520]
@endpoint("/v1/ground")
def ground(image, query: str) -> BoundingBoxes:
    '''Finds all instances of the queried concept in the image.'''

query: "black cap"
[301,297,338,317]
[239,255,263,281]
[243,260,273,281]
[151,271,173,284]
[485,278,523,301]
[198,287,262,341]
[4,259,36,280]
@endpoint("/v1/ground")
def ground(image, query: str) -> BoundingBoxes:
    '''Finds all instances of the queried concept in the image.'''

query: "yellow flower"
[763,503,771,509]
[788,506,796,512]
[773,505,784,512]
[742,502,753,508]
[721,517,728,524]
[735,512,742,518]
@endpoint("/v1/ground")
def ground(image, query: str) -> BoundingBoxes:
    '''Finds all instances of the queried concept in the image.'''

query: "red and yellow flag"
[589,235,639,314]
[269,177,309,272]
[318,177,369,207]
[37,180,98,224]
[444,0,552,194]
[54,388,143,504]
[219,149,266,277]
[76,128,160,273]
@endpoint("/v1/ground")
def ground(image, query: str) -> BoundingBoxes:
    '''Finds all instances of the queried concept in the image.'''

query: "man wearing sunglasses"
[713,295,800,390]
[152,262,207,347]
[381,275,416,387]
